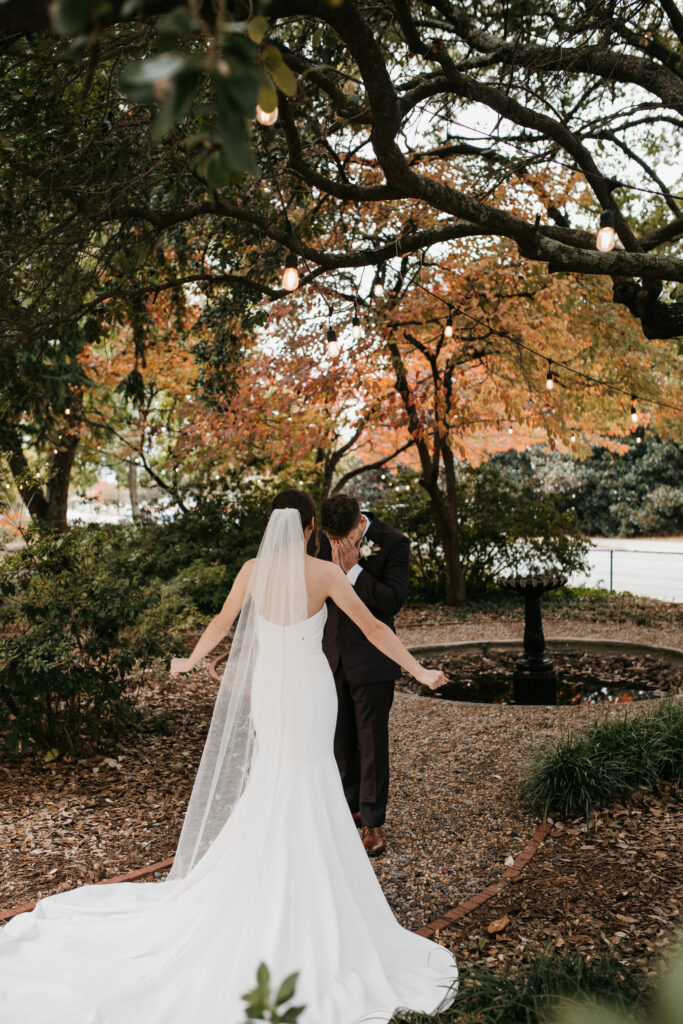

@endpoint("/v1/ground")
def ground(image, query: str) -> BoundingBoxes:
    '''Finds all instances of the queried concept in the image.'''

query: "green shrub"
[519,697,683,821]
[0,526,175,759]
[399,943,652,1024]
[375,467,588,602]
[491,438,683,537]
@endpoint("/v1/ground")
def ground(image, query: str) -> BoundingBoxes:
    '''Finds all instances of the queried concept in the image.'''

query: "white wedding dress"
[0,512,458,1024]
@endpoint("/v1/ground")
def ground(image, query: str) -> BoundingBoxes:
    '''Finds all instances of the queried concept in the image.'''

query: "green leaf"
[119,54,190,103]
[157,6,201,37]
[48,0,100,36]
[279,1004,306,1022]
[150,69,201,140]
[247,16,269,45]
[261,46,297,96]
[275,972,298,1006]
[206,150,231,190]
[257,83,278,114]
[256,962,270,996]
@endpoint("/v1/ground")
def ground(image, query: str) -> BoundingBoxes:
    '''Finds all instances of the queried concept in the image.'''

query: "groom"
[311,493,410,857]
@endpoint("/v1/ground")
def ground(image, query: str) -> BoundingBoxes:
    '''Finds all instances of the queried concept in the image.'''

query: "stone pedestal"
[495,573,567,706]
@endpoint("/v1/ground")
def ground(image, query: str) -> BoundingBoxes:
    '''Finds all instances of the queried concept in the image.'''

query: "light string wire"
[412,278,683,414]
[312,63,683,204]
[259,77,682,418]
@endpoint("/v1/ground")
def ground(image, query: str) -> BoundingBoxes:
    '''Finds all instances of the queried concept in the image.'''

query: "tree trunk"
[5,427,79,531]
[42,435,80,530]
[128,461,140,519]
[440,445,467,605]
[419,454,467,606]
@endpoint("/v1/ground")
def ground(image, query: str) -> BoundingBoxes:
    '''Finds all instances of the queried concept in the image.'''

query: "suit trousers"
[333,665,395,828]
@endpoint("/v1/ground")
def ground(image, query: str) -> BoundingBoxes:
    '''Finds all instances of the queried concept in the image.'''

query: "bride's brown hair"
[270,489,319,554]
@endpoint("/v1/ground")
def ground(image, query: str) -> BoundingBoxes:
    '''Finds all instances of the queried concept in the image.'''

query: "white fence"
[569,547,683,604]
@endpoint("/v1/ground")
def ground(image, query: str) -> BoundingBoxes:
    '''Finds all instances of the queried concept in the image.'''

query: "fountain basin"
[401,638,683,706]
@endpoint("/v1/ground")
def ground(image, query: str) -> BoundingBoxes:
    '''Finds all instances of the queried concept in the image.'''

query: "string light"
[372,266,384,298]
[546,360,554,390]
[444,306,454,339]
[571,432,576,443]
[326,305,339,357]
[352,299,361,340]
[64,407,70,415]
[596,210,616,252]
[255,104,279,127]
[630,396,638,423]
[508,426,513,434]
[281,251,299,291]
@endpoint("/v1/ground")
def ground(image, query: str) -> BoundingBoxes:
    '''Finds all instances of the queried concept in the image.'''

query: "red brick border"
[1,824,552,928]
[414,820,553,938]
[0,857,174,923]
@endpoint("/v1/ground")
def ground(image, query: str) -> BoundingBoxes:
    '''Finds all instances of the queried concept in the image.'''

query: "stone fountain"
[495,572,567,705]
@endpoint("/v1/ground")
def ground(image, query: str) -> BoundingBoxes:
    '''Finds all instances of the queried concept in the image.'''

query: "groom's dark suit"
[310,513,410,828]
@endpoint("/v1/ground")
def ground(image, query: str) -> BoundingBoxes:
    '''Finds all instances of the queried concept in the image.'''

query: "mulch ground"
[436,786,682,979]
[1,607,682,976]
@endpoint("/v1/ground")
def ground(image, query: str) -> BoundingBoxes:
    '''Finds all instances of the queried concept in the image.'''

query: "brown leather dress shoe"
[361,826,386,857]
[352,811,362,827]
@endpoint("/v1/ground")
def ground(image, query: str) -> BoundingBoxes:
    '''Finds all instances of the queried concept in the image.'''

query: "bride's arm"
[326,565,446,690]
[170,560,254,675]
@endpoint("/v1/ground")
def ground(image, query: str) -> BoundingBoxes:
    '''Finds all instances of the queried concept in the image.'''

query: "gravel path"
[374,688,676,929]
[1,607,680,936]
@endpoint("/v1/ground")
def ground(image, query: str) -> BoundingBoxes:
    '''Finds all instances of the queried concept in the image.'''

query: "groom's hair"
[321,493,361,539]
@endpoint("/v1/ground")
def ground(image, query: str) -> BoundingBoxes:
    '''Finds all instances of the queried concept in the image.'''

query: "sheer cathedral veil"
[168,507,308,880]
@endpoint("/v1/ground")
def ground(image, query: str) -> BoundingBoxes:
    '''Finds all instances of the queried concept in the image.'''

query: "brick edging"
[0,856,175,923]
[1,825,552,928]
[414,821,553,938]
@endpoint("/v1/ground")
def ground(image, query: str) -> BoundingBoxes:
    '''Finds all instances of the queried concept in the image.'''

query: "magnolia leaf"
[119,53,190,103]
[261,46,297,96]
[247,16,269,45]
[257,83,278,113]
[157,6,202,37]
[48,0,96,36]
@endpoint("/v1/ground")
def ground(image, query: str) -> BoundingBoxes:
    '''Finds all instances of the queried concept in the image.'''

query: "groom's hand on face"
[331,536,360,573]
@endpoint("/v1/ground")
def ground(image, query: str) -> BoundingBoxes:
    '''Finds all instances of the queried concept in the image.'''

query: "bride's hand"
[170,657,194,676]
[417,667,448,690]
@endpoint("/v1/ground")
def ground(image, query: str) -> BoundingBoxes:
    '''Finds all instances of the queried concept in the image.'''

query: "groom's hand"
[331,536,360,573]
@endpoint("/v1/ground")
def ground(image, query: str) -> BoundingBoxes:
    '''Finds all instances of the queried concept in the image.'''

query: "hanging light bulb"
[630,396,638,423]
[64,407,70,415]
[571,433,576,443]
[372,267,384,298]
[255,103,279,127]
[508,426,513,435]
[326,305,339,357]
[281,252,299,291]
[444,306,454,339]
[326,326,339,357]
[596,209,616,252]
[546,361,554,390]
[636,434,642,444]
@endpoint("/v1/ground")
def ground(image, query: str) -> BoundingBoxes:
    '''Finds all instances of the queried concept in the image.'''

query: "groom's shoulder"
[370,515,409,548]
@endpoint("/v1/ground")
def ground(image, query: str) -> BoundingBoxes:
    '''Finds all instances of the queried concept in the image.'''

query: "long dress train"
[0,605,458,1024]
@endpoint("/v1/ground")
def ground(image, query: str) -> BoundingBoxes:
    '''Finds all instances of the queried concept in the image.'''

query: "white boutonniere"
[359,539,381,560]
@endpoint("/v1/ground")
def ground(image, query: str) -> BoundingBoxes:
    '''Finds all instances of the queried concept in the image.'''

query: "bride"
[0,489,459,1024]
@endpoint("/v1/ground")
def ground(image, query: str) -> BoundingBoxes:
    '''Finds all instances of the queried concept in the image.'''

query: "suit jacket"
[309,513,410,684]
